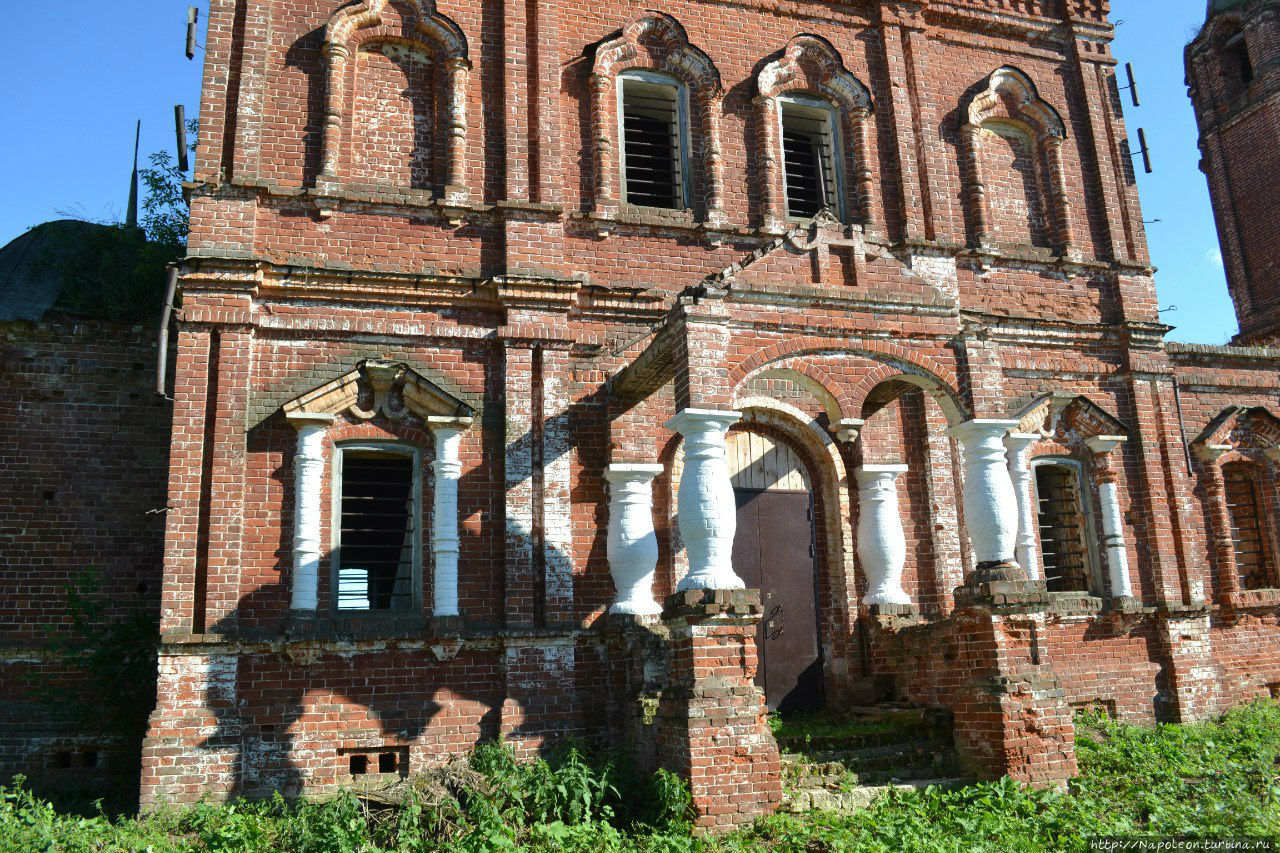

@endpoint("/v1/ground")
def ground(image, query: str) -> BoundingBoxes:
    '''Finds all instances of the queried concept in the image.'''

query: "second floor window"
[620,72,687,209]
[1223,31,1255,90]
[780,96,841,219]
[335,446,419,611]
[1034,460,1094,594]
[1222,462,1275,590]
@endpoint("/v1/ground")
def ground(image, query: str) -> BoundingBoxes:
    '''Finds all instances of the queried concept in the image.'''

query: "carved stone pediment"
[282,360,476,425]
[1191,405,1280,461]
[1010,393,1128,445]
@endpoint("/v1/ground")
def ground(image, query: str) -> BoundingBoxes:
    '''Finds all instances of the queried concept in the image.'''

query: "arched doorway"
[727,428,823,715]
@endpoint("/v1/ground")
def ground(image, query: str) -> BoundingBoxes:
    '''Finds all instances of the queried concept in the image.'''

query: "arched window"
[618,70,690,209]
[333,443,422,612]
[1222,29,1255,92]
[1032,458,1096,593]
[1221,461,1276,590]
[754,35,874,233]
[591,14,723,225]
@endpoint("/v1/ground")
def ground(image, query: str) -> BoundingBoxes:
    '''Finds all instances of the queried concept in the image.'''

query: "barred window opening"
[336,449,418,611]
[1034,461,1093,593]
[1224,32,1255,88]
[1222,462,1275,590]
[620,75,685,209]
[780,98,839,220]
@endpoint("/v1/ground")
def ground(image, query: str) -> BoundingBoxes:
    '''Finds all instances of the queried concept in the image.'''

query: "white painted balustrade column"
[668,409,744,590]
[947,419,1024,579]
[429,419,470,617]
[1004,432,1043,582]
[287,412,334,611]
[605,463,665,615]
[855,465,912,606]
[1086,436,1135,599]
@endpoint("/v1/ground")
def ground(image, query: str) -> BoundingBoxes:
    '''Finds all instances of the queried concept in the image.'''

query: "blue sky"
[0,0,1235,343]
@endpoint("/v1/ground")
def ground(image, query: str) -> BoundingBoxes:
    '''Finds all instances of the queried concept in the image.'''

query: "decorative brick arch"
[730,337,967,425]
[318,0,471,203]
[590,13,725,224]
[960,66,1076,258]
[754,35,876,232]
[732,360,846,423]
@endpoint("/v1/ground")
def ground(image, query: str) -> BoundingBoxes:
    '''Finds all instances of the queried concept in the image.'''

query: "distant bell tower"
[1187,0,1280,345]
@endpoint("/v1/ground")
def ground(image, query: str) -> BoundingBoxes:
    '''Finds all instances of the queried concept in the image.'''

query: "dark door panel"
[733,489,823,714]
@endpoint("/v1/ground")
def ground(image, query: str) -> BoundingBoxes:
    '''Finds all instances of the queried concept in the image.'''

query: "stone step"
[780,777,973,815]
[783,744,964,789]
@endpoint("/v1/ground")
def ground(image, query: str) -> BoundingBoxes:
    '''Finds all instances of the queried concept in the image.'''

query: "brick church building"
[3,0,1280,831]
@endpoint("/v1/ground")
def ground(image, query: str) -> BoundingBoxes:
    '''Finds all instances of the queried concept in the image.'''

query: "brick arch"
[729,338,967,425]
[732,360,846,423]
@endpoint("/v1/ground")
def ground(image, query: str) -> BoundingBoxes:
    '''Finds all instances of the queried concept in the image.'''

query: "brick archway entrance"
[727,429,823,714]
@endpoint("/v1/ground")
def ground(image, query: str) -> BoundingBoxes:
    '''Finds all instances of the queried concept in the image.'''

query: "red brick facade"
[3,0,1280,833]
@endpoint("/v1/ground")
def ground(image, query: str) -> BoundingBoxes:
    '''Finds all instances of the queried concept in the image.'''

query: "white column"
[855,465,911,606]
[429,419,468,617]
[947,419,1022,573]
[286,412,334,611]
[667,409,743,591]
[1086,436,1134,599]
[1004,432,1042,582]
[605,463,665,615]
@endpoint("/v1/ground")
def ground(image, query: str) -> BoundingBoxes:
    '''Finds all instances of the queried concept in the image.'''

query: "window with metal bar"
[1224,32,1255,90]
[620,75,684,209]
[1222,462,1275,590]
[336,450,417,611]
[1034,461,1093,593]
[780,97,839,220]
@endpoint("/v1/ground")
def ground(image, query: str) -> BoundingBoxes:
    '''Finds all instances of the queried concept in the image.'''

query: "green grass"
[5,702,1280,852]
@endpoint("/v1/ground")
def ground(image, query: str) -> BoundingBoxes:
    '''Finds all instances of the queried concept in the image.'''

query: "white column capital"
[286,411,336,430]
[855,464,909,485]
[947,418,1021,445]
[1085,435,1128,455]
[834,418,866,444]
[666,408,741,436]
[605,463,666,485]
[1004,432,1041,457]
[606,463,664,616]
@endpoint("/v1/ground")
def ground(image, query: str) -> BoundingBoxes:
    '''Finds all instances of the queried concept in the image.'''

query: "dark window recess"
[781,102,837,219]
[53,751,73,769]
[1223,463,1275,590]
[1224,33,1255,87]
[378,751,398,774]
[1035,464,1092,593]
[622,79,682,209]
[349,754,369,776]
[339,453,415,611]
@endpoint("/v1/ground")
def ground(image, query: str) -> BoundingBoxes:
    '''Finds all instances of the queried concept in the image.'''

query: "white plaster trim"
[287,412,335,611]
[605,464,665,615]
[1085,435,1128,455]
[855,465,911,606]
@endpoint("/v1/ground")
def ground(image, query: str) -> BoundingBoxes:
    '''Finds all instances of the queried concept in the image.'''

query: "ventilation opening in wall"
[1268,683,1280,700]
[1224,32,1255,88]
[47,747,103,771]
[338,451,416,611]
[1035,462,1093,594]
[620,76,683,209]
[781,97,838,220]
[1070,699,1117,719]
[342,746,409,779]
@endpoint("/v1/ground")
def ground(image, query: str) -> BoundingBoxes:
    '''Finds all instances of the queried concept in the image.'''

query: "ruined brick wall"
[0,319,170,786]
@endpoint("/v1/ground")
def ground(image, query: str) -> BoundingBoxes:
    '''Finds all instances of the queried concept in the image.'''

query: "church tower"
[1188,0,1280,344]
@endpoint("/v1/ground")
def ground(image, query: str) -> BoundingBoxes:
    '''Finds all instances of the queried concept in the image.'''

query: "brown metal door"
[733,489,823,714]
